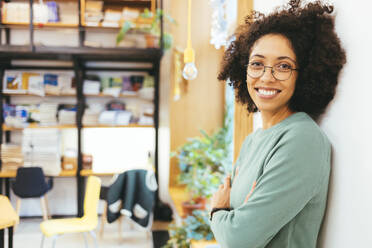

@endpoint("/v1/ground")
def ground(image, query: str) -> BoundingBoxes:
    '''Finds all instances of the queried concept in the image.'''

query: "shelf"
[80,169,115,177]
[1,22,78,28]
[83,17,153,29]
[0,169,77,178]
[3,93,76,97]
[83,124,154,128]
[85,93,139,98]
[190,240,218,248]
[3,92,152,101]
[0,45,163,62]
[3,123,76,131]
[3,123,153,131]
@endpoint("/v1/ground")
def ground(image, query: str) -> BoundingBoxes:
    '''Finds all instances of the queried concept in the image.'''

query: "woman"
[209,1,346,247]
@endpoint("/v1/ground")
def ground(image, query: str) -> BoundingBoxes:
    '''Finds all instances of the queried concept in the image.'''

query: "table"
[0,195,19,248]
[0,169,77,198]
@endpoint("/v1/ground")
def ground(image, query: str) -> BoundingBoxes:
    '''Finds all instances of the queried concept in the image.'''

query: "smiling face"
[246,34,298,117]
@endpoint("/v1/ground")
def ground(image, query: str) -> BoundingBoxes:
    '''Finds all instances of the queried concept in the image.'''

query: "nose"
[260,66,276,82]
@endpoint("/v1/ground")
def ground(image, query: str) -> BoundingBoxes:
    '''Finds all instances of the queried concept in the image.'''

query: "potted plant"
[116,8,176,50]
[172,112,232,216]
[163,210,214,248]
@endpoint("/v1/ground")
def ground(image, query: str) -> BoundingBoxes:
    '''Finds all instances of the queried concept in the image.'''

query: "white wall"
[318,1,372,247]
[253,0,372,247]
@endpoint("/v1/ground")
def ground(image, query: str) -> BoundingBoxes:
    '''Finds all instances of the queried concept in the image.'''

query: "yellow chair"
[40,176,101,248]
[0,195,19,248]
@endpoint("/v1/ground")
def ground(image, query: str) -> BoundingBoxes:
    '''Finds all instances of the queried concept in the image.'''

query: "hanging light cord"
[187,0,192,49]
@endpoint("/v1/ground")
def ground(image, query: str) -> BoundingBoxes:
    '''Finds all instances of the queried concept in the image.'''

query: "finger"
[235,166,240,177]
[244,181,257,204]
[224,175,231,188]
[219,184,224,190]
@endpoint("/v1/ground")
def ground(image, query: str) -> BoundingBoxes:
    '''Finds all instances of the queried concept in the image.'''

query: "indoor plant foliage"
[116,8,176,50]
[173,112,232,201]
[163,210,214,248]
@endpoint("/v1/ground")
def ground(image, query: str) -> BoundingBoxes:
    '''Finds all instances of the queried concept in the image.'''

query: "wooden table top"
[0,169,77,178]
[0,195,19,229]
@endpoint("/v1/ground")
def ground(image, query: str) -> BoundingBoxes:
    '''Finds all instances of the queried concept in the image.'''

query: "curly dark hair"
[218,0,346,119]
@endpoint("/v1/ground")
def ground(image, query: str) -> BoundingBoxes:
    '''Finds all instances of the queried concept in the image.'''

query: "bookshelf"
[0,0,163,218]
[0,0,159,48]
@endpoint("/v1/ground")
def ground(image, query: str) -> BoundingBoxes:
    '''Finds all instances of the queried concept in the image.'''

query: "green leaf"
[116,21,132,45]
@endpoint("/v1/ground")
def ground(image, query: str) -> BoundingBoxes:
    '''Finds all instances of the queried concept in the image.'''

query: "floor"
[4,218,154,248]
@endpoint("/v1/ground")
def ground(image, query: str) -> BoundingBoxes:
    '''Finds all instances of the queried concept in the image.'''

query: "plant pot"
[145,34,159,48]
[181,197,206,217]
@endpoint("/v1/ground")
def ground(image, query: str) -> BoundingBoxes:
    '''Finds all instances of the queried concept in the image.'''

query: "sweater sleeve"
[210,129,330,248]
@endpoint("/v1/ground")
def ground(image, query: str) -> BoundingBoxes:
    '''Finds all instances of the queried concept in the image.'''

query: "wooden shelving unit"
[0,0,163,219]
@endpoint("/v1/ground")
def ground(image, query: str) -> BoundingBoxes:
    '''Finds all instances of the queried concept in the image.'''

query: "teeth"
[258,89,278,96]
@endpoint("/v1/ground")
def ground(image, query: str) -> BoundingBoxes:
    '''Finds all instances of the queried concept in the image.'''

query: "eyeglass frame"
[246,63,299,81]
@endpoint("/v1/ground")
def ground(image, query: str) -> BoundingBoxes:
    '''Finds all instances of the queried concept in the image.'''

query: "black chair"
[99,169,157,239]
[11,167,53,220]
[99,172,125,238]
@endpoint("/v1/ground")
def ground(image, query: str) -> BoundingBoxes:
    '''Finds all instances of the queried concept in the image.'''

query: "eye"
[248,61,264,69]
[275,63,292,72]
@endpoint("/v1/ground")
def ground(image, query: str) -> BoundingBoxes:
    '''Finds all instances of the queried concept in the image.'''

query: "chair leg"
[99,202,107,238]
[129,218,135,230]
[40,197,48,220]
[90,231,98,248]
[0,229,4,248]
[14,198,21,230]
[118,215,123,240]
[43,195,51,219]
[16,198,21,216]
[146,230,151,240]
[8,227,13,248]
[40,234,45,248]
[83,233,88,248]
[52,235,58,248]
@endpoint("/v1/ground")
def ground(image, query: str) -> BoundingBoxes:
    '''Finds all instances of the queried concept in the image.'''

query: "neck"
[261,107,295,130]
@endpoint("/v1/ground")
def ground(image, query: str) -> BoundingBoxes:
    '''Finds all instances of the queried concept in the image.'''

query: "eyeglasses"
[247,62,298,81]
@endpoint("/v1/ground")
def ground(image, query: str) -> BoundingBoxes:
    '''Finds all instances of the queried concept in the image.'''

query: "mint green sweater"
[211,112,331,248]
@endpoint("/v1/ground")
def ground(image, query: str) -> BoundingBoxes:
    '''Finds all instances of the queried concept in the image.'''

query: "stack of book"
[58,109,76,125]
[3,2,30,23]
[3,71,75,95]
[102,9,121,27]
[85,0,103,26]
[39,103,58,126]
[83,79,100,95]
[0,144,23,171]
[82,104,102,126]
[22,129,61,176]
[83,109,100,126]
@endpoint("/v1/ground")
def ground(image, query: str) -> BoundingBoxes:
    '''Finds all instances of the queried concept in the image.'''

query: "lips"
[254,87,281,98]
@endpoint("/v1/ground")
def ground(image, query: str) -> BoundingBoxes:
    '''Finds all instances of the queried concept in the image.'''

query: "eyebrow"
[250,54,297,63]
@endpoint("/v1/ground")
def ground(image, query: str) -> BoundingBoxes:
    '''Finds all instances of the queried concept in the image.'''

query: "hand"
[211,175,231,209]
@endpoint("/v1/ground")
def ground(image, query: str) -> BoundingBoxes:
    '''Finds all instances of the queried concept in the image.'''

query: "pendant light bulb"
[183,62,198,80]
[183,0,198,80]
[183,47,198,80]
